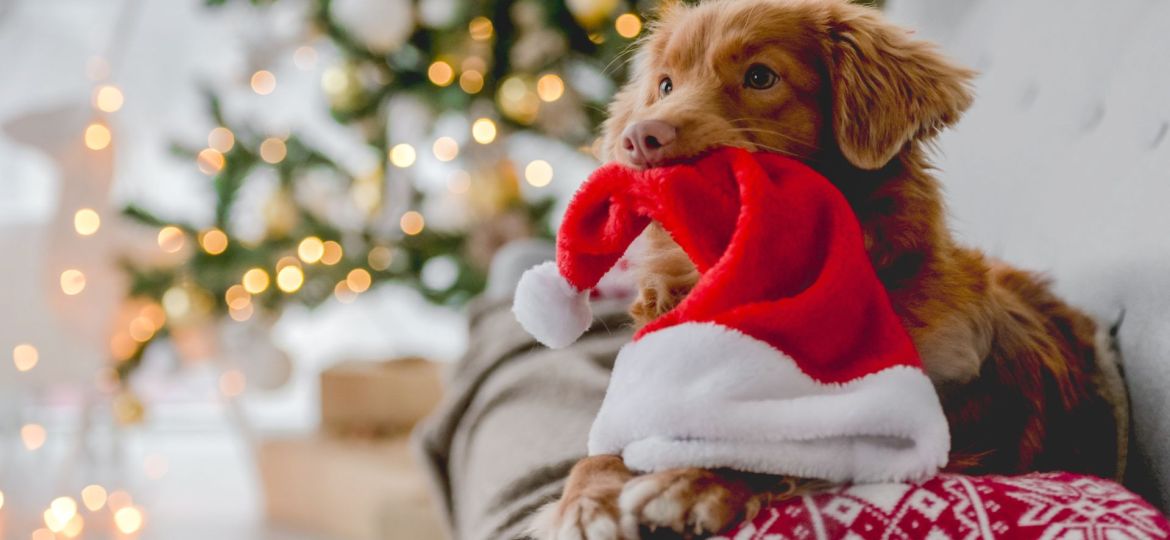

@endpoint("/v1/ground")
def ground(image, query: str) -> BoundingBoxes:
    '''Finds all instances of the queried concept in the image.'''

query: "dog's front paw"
[530,490,622,540]
[529,456,634,540]
[618,469,755,538]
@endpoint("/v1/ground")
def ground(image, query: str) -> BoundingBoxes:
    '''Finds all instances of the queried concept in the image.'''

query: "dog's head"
[604,0,975,171]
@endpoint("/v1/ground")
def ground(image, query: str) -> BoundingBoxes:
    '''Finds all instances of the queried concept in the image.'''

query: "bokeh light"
[251,70,276,95]
[13,343,38,372]
[389,144,416,167]
[74,208,101,236]
[525,159,554,187]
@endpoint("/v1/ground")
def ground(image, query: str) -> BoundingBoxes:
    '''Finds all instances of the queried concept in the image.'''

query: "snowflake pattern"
[711,473,1169,540]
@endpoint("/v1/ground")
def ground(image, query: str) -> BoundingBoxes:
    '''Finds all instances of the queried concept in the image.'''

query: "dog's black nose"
[621,120,677,167]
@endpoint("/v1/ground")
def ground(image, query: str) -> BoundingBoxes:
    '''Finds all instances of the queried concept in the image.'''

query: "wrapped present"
[258,435,443,540]
[320,357,443,436]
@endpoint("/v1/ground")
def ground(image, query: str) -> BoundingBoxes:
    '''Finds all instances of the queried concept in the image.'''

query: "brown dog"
[532,0,1129,538]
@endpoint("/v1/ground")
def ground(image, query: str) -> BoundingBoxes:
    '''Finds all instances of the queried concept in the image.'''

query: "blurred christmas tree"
[113,0,645,382]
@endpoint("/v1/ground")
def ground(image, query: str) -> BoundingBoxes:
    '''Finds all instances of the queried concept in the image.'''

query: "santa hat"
[512,147,949,483]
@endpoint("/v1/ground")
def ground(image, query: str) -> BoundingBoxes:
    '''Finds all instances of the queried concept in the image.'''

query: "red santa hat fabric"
[512,147,949,482]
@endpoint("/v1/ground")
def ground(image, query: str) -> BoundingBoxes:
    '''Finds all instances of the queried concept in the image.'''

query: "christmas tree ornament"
[565,0,619,28]
[496,75,541,124]
[263,189,301,238]
[513,148,949,482]
[321,62,365,111]
[329,0,415,54]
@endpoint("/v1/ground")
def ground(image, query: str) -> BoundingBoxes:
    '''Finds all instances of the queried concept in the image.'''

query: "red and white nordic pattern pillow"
[719,473,1169,540]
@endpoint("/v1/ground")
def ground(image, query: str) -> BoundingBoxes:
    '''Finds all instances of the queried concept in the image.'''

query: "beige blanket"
[416,297,632,540]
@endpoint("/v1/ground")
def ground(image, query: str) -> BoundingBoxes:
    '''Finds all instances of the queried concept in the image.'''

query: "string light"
[333,281,357,303]
[615,13,642,38]
[114,506,144,534]
[208,127,234,152]
[400,211,425,235]
[94,85,124,112]
[469,17,494,40]
[459,70,485,94]
[84,123,111,150]
[251,70,276,95]
[368,246,393,270]
[498,76,540,124]
[588,32,605,45]
[219,369,246,397]
[60,269,87,295]
[293,46,318,70]
[140,303,166,328]
[472,118,497,144]
[62,514,84,538]
[157,226,185,253]
[259,137,287,164]
[321,240,344,265]
[537,74,565,102]
[389,143,416,168]
[21,423,47,450]
[162,286,191,319]
[81,485,107,511]
[525,159,554,187]
[433,137,459,161]
[228,302,253,322]
[321,66,349,94]
[73,208,101,236]
[276,265,304,293]
[107,491,132,512]
[242,268,270,294]
[199,228,229,255]
[346,268,372,293]
[427,61,455,86]
[13,343,38,372]
[44,509,66,533]
[197,148,225,175]
[225,285,251,310]
[128,317,156,343]
[297,236,325,263]
[50,497,78,524]
[110,333,137,361]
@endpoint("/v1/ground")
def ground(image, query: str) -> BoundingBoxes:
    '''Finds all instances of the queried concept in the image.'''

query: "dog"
[533,0,1130,538]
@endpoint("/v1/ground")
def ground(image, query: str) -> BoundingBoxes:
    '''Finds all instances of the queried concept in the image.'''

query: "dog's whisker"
[720,126,819,152]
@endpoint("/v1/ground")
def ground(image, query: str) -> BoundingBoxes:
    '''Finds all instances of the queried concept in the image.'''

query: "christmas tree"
[115,0,646,383]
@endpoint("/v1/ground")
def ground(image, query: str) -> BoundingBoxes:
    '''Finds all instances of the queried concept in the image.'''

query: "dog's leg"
[618,468,823,538]
[530,455,634,540]
[629,226,699,326]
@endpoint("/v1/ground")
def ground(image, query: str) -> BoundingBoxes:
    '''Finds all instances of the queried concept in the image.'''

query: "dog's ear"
[825,4,975,170]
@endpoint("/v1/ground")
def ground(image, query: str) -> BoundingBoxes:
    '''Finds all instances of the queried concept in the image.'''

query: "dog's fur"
[535,0,1128,537]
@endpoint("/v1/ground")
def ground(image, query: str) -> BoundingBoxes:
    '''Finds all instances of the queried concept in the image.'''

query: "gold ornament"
[466,160,522,218]
[113,391,146,425]
[566,0,619,28]
[263,190,300,238]
[321,62,364,111]
[496,75,540,125]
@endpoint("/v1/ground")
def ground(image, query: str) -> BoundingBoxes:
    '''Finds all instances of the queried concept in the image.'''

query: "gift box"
[320,357,443,436]
[258,435,444,540]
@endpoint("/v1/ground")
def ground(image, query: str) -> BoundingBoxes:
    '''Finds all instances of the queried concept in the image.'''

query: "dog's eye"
[659,77,673,97]
[743,65,778,90]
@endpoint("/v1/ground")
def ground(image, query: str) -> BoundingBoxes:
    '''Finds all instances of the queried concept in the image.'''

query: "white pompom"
[512,262,592,349]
